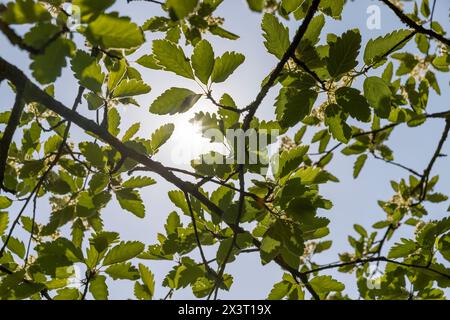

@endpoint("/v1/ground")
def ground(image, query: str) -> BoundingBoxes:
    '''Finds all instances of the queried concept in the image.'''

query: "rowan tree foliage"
[0,0,449,300]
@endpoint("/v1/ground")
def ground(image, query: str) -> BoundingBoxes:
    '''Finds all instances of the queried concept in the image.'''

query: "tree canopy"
[0,0,449,300]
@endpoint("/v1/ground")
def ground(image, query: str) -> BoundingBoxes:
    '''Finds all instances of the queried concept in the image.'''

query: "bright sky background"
[1,0,449,299]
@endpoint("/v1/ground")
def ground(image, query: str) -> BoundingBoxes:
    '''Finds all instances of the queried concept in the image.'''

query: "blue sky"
[1,0,449,299]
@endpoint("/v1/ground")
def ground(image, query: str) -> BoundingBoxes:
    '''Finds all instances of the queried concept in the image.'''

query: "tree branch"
[303,256,450,280]
[184,192,212,273]
[379,0,449,46]
[242,0,322,131]
[0,83,25,193]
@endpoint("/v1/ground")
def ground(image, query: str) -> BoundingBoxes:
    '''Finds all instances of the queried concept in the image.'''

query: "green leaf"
[115,189,146,218]
[0,196,12,209]
[191,40,215,84]
[71,50,105,93]
[3,236,25,259]
[310,275,345,296]
[103,241,145,266]
[324,104,352,143]
[152,40,195,79]
[275,88,317,128]
[165,212,181,235]
[73,0,115,22]
[105,262,140,280]
[211,52,245,83]
[122,123,140,142]
[85,14,145,49]
[136,55,163,70]
[167,0,198,19]
[262,13,290,59]
[335,87,371,122]
[363,76,392,118]
[0,212,8,237]
[326,29,361,78]
[319,0,344,19]
[134,282,152,300]
[281,0,302,13]
[149,88,202,115]
[246,0,265,11]
[112,79,151,98]
[138,263,155,299]
[44,135,62,155]
[364,30,413,66]
[437,233,450,262]
[122,177,156,189]
[150,123,175,153]
[79,142,105,169]
[108,107,121,136]
[1,0,51,24]
[89,275,108,300]
[31,39,73,84]
[85,92,104,110]
[293,166,338,184]
[209,26,239,40]
[353,154,368,179]
[107,59,127,92]
[388,238,417,259]
[54,288,81,300]
[354,224,367,237]
[268,280,292,300]
[276,146,309,179]
[23,22,60,49]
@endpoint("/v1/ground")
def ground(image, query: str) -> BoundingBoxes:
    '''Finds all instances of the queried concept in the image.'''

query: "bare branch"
[379,0,449,46]
[0,84,25,193]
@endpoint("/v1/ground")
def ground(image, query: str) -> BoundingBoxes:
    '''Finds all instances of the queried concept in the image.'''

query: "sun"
[169,118,209,165]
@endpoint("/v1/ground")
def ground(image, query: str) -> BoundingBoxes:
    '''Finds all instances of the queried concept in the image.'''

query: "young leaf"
[363,76,392,118]
[0,212,8,237]
[325,104,352,143]
[115,189,146,218]
[31,39,73,84]
[149,88,202,115]
[191,40,215,85]
[122,177,156,189]
[211,52,245,83]
[246,0,265,12]
[275,88,317,128]
[112,79,151,98]
[150,123,175,153]
[310,275,345,296]
[79,142,105,169]
[281,0,302,13]
[364,30,413,66]
[138,263,155,299]
[71,50,105,93]
[167,0,198,19]
[353,154,368,179]
[2,0,51,24]
[335,87,371,122]
[122,123,140,142]
[105,262,140,280]
[89,275,109,300]
[103,241,145,266]
[326,29,361,78]
[0,196,13,209]
[85,14,145,49]
[152,40,195,79]
[262,13,290,59]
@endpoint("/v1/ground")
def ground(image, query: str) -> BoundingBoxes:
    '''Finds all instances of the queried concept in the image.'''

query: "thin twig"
[379,0,449,46]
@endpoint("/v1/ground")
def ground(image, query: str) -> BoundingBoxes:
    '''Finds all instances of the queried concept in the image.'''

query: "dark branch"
[243,0,322,132]
[291,55,326,90]
[0,84,25,193]
[379,0,449,46]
